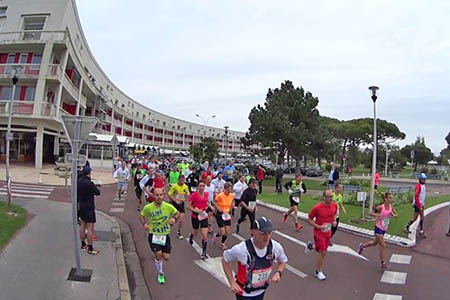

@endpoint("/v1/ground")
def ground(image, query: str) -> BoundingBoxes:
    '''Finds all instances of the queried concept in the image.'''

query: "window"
[6,54,15,63]
[19,54,28,64]
[31,54,42,64]
[0,86,12,100]
[0,7,7,16]
[22,16,47,40]
[25,87,36,101]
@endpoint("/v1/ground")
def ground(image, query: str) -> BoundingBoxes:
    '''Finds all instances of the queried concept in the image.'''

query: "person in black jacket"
[275,166,284,193]
[235,178,258,234]
[78,166,101,255]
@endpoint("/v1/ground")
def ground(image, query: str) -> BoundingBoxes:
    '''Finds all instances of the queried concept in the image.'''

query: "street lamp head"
[12,65,24,85]
[195,114,200,117]
[368,86,379,102]
[212,115,216,118]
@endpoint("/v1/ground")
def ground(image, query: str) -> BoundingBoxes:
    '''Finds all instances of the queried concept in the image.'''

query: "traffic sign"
[64,153,87,165]
[410,150,415,159]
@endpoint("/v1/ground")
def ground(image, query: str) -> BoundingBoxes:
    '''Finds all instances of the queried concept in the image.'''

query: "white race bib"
[251,266,272,288]
[152,234,167,246]
[222,213,231,221]
[191,187,197,192]
[321,223,332,233]
[292,196,300,203]
[176,194,185,201]
[382,218,390,228]
[248,202,256,209]
[198,211,208,221]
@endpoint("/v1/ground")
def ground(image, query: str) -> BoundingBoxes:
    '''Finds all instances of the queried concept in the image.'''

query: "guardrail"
[0,100,34,114]
[0,63,41,78]
[0,30,67,42]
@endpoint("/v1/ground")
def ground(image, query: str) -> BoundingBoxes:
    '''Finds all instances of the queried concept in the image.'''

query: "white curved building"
[0,0,245,168]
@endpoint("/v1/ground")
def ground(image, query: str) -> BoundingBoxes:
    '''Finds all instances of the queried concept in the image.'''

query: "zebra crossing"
[109,189,127,213]
[0,183,55,199]
[372,254,412,300]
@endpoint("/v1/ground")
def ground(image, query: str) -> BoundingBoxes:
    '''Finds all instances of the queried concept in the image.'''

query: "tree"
[438,131,450,165]
[243,80,320,167]
[189,137,219,162]
[401,136,433,171]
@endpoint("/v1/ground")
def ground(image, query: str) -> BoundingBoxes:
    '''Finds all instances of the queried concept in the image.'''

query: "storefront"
[0,131,35,162]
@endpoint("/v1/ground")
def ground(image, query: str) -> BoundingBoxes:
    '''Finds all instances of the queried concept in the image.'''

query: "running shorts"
[314,231,331,252]
[192,217,209,229]
[215,212,231,228]
[170,200,185,213]
[148,233,172,254]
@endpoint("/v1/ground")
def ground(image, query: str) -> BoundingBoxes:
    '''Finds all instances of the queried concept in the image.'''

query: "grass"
[263,177,326,190]
[258,191,449,237]
[0,202,27,249]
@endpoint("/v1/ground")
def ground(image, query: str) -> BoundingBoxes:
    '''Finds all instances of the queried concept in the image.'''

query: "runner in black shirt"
[236,178,258,234]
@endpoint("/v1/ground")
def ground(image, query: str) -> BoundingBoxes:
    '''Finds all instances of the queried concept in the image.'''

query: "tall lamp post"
[385,149,391,177]
[223,126,229,158]
[368,86,379,215]
[195,114,216,127]
[5,65,23,215]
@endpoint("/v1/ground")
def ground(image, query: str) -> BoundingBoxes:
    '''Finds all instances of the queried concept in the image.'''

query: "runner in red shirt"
[187,181,214,259]
[201,166,214,181]
[304,189,337,281]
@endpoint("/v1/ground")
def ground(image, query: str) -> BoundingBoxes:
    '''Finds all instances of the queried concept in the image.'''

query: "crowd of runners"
[76,153,446,299]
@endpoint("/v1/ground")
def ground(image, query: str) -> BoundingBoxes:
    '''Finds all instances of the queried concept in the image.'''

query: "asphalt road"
[46,183,450,300]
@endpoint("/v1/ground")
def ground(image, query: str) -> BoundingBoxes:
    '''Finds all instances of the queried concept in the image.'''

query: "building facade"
[0,0,246,168]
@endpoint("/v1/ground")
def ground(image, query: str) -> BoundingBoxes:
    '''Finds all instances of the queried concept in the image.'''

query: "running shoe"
[295,223,303,231]
[87,249,100,255]
[446,232,450,237]
[201,251,208,260]
[157,273,166,284]
[219,243,228,250]
[358,243,364,255]
[177,231,184,240]
[189,233,194,245]
[419,230,427,238]
[282,213,288,223]
[315,271,327,281]
[304,241,313,255]
[235,224,240,234]
[381,262,390,270]
[403,227,411,234]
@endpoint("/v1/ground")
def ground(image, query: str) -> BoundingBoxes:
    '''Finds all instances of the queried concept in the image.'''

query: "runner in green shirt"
[169,166,180,186]
[140,187,179,284]
[331,184,347,243]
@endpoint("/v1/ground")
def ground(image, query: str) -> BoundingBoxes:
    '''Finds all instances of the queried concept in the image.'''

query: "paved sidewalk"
[0,164,117,186]
[0,198,129,300]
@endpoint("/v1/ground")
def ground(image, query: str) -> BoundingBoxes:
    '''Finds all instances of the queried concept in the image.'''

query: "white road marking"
[109,207,124,213]
[373,293,402,300]
[188,238,203,256]
[232,233,307,278]
[389,254,411,265]
[0,191,48,199]
[273,230,368,261]
[112,202,125,207]
[4,184,54,191]
[0,188,51,195]
[193,257,231,287]
[380,271,407,285]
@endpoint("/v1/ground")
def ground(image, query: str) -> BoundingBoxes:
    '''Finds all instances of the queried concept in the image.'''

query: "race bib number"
[251,266,272,288]
[248,202,256,209]
[321,223,332,232]
[176,194,185,201]
[119,174,127,181]
[152,234,167,246]
[292,196,300,203]
[222,213,231,221]
[382,218,390,228]
[191,187,197,192]
[198,211,208,221]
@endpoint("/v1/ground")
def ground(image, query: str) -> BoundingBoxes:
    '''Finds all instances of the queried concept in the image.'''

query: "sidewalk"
[0,164,117,186]
[0,198,130,300]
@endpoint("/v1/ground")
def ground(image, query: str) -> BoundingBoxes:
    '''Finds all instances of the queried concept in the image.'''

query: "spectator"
[256,165,266,194]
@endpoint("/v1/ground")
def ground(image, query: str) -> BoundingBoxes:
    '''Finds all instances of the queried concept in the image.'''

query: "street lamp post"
[368,86,379,215]
[224,126,229,158]
[195,114,216,127]
[5,65,23,215]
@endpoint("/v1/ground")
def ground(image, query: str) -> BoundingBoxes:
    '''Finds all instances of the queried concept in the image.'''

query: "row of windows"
[0,86,36,101]
[0,53,42,65]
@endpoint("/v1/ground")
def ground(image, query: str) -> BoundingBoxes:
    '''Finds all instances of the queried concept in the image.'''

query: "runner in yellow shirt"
[168,175,190,239]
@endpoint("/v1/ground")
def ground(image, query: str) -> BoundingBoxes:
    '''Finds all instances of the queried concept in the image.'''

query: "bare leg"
[317,251,327,271]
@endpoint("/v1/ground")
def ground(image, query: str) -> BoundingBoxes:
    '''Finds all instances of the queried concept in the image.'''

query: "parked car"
[305,167,323,177]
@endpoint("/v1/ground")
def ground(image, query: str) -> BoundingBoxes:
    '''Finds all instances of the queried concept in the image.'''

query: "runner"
[224,161,235,183]
[282,174,307,230]
[204,175,216,234]
[186,167,200,193]
[275,166,284,193]
[77,166,101,255]
[330,184,347,244]
[169,165,180,187]
[222,216,287,300]
[304,189,338,281]
[212,171,226,194]
[113,161,131,201]
[133,163,146,211]
[232,175,248,217]
[213,182,235,250]
[404,173,427,237]
[236,178,258,234]
[187,181,214,259]
[201,166,214,181]
[140,167,155,203]
[140,187,179,284]
[358,192,397,270]
[168,174,190,239]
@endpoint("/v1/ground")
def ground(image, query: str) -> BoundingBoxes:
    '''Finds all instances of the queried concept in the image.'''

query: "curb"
[96,210,132,300]
[256,200,450,248]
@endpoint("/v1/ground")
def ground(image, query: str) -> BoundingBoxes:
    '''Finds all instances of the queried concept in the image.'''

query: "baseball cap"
[418,173,427,180]
[253,216,273,233]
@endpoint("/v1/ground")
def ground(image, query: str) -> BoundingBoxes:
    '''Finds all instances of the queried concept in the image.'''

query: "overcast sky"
[76,0,450,154]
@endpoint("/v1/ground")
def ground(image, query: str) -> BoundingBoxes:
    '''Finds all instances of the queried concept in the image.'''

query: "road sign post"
[61,116,98,282]
[357,191,367,219]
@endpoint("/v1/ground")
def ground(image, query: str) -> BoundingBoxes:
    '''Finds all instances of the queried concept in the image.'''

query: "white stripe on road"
[5,184,54,191]
[193,257,231,288]
[380,271,407,285]
[0,191,48,199]
[232,233,307,278]
[188,238,203,256]
[389,254,411,265]
[373,293,402,300]
[109,207,124,213]
[273,230,368,261]
[0,188,51,195]
[112,202,125,207]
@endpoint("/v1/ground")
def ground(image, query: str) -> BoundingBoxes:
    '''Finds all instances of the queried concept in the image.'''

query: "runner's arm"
[301,182,307,193]
[284,181,292,190]
[339,201,347,215]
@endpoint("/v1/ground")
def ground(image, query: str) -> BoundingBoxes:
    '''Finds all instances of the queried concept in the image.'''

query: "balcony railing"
[41,102,56,117]
[47,64,62,79]
[0,64,41,79]
[0,100,34,115]
[59,107,72,117]
[0,30,68,43]
[62,73,79,101]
